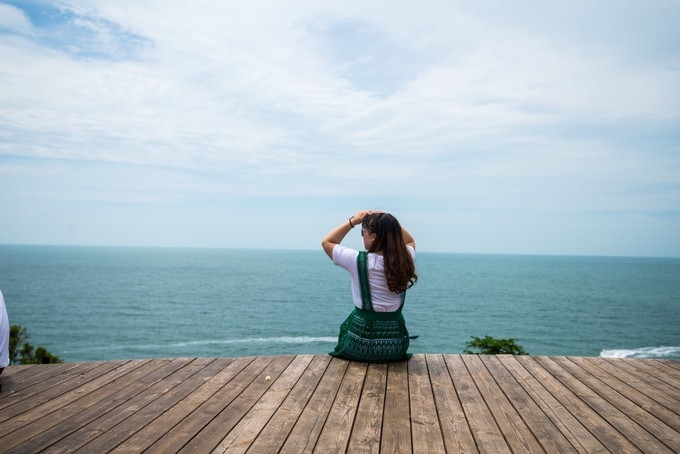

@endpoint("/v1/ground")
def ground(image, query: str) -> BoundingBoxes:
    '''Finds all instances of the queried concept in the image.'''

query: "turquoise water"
[1,245,679,362]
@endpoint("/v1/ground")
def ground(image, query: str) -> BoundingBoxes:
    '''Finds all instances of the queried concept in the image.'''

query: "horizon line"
[1,242,678,260]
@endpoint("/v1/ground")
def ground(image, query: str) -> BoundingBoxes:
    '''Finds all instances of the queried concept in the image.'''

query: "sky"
[1,1,679,256]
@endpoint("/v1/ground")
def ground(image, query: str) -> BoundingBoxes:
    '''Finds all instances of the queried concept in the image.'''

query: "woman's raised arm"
[321,210,372,259]
[402,226,416,250]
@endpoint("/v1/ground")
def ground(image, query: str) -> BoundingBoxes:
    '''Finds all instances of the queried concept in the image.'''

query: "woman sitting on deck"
[322,211,417,362]
[0,290,9,377]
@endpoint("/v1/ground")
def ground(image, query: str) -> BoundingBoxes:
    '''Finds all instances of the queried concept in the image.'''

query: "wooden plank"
[601,358,680,403]
[1,362,74,384]
[651,360,680,378]
[0,355,678,454]
[444,355,510,454]
[534,356,661,453]
[552,356,680,453]
[246,355,331,454]
[0,363,107,414]
[570,357,680,431]
[623,359,680,393]
[462,355,544,453]
[177,355,296,453]
[515,356,640,453]
[346,362,387,454]
[213,355,314,454]
[409,355,446,453]
[480,355,576,453]
[497,356,608,454]
[0,360,146,441]
[424,354,476,454]
[7,360,194,454]
[0,364,34,378]
[0,363,115,425]
[112,356,254,453]
[47,357,220,454]
[278,357,349,454]
[313,360,367,453]
[141,355,275,453]
[657,359,680,372]
[0,362,94,400]
[380,360,412,454]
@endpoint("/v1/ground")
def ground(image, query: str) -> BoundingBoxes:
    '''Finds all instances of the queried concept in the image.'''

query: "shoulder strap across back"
[357,251,373,311]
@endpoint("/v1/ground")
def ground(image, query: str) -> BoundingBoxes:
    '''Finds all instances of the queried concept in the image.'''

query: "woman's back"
[332,244,415,312]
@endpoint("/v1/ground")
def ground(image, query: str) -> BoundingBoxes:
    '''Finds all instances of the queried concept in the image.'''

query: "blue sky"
[1,1,679,256]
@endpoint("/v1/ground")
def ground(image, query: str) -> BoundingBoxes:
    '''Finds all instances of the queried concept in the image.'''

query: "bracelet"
[348,216,355,228]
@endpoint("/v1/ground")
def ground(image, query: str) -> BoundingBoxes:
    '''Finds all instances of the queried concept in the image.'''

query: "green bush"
[464,335,527,355]
[9,324,62,365]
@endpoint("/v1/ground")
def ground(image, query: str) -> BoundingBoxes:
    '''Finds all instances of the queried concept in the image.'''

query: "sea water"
[1,245,679,362]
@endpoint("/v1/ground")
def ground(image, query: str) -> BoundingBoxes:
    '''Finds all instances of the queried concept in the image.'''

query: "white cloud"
[0,4,33,35]
[1,0,679,254]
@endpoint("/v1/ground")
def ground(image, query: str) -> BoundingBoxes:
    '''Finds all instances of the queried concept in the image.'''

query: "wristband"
[349,216,355,228]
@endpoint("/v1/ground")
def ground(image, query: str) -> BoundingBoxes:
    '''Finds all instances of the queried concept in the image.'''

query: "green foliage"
[9,324,62,365]
[464,335,527,355]
[9,324,26,364]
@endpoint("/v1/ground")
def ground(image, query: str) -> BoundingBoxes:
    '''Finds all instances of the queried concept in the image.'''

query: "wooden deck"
[0,355,679,453]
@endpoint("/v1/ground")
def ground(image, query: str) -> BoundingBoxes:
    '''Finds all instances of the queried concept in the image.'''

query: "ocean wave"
[600,346,680,359]
[169,336,338,347]
[63,336,337,354]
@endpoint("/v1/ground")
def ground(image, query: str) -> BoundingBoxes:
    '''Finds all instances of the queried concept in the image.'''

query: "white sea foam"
[600,346,680,359]
[171,336,337,347]
[63,336,338,354]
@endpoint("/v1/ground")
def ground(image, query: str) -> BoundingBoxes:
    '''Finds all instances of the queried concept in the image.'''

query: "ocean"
[1,245,679,362]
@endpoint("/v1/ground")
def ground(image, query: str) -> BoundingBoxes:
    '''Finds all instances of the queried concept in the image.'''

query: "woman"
[0,290,9,376]
[322,210,417,362]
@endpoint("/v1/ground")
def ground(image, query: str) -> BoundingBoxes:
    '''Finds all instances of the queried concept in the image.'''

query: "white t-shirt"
[332,244,415,312]
[0,290,9,368]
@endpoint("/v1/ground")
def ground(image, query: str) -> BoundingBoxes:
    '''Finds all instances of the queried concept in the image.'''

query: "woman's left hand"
[351,210,374,225]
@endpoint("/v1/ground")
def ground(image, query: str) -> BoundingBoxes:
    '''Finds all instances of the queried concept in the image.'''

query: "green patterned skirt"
[330,307,412,363]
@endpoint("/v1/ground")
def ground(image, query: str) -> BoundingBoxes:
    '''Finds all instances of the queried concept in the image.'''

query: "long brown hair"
[362,213,417,293]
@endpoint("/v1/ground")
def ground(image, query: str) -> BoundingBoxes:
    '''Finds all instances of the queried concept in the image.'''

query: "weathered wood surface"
[1,354,679,453]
